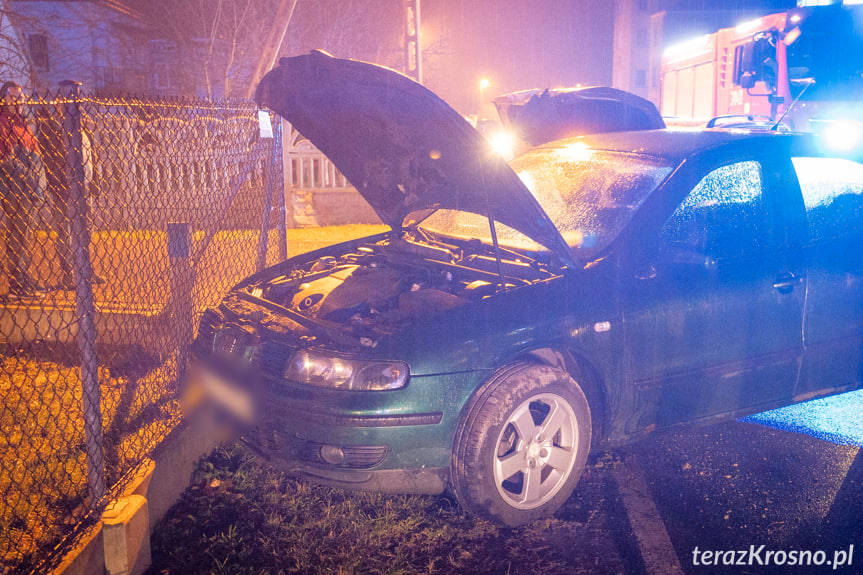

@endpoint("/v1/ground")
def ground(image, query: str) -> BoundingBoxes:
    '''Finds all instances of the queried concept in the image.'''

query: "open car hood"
[494,87,665,147]
[256,51,574,266]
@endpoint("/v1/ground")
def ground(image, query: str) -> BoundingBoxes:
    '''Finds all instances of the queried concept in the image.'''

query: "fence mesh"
[0,88,285,573]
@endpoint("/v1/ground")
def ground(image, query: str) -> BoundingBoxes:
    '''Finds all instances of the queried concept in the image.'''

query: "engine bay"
[243,231,559,338]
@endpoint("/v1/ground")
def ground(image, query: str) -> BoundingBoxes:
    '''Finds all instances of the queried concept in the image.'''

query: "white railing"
[285,125,351,191]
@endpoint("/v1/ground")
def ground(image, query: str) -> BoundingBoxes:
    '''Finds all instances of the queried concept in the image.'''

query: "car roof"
[540,128,812,164]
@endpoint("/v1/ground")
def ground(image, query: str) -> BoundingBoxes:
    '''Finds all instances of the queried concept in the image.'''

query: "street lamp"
[478,78,490,119]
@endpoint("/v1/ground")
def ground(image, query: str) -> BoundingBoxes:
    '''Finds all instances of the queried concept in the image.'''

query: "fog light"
[320,444,345,464]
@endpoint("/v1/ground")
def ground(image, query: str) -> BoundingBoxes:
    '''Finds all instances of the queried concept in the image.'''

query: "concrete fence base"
[51,411,221,575]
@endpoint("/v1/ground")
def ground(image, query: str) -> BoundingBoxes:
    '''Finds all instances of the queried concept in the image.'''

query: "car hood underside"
[255,50,573,264]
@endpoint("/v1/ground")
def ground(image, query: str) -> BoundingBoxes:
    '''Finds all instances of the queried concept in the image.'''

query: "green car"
[189,51,863,526]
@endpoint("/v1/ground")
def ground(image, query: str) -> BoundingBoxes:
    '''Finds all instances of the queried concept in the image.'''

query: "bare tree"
[283,0,403,68]
[143,0,280,98]
[0,1,35,88]
[142,0,404,97]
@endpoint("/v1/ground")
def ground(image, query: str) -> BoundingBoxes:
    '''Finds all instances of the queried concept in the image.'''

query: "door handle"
[773,272,803,294]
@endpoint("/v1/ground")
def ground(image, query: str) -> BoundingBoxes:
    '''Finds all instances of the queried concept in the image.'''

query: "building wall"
[9,1,150,95]
[612,0,664,106]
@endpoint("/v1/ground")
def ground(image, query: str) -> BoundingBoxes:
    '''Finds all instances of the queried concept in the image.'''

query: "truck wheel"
[451,362,591,526]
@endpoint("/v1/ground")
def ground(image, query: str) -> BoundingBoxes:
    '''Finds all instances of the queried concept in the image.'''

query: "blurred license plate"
[194,368,254,424]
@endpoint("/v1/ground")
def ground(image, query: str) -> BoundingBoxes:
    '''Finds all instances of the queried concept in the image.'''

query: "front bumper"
[240,434,449,494]
[188,357,484,495]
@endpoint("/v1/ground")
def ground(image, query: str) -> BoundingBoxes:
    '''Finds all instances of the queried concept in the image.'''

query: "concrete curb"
[50,411,220,575]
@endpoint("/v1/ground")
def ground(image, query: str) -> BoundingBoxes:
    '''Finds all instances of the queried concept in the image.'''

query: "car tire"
[450,362,591,526]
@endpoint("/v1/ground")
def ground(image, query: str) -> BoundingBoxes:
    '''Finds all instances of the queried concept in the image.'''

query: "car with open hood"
[188,51,863,526]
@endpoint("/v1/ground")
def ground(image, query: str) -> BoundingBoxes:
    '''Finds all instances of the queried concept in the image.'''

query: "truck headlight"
[285,350,409,391]
[817,119,863,154]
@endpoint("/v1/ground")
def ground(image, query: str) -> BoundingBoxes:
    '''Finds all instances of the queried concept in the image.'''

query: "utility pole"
[246,0,299,98]
[404,0,422,83]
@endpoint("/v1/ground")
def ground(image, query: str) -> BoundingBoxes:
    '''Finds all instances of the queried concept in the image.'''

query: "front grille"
[213,324,256,361]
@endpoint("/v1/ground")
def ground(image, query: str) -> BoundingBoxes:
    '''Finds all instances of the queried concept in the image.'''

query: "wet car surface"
[188,51,863,526]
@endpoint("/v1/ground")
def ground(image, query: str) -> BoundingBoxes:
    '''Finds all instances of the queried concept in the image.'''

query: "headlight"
[285,350,409,391]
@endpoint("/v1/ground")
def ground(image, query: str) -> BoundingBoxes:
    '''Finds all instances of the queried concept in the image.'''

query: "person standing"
[0,80,47,298]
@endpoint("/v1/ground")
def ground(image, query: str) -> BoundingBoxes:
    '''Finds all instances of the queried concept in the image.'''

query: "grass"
[148,443,633,575]
[0,346,181,571]
[0,224,387,572]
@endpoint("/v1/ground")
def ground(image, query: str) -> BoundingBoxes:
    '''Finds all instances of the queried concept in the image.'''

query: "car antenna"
[771,78,814,131]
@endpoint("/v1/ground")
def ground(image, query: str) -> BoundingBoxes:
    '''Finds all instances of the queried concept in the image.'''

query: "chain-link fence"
[0,85,285,573]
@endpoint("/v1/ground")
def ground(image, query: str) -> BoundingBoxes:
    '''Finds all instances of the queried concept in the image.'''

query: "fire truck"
[660,2,863,151]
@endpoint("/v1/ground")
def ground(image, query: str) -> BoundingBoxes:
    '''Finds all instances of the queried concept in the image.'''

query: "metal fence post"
[61,81,106,508]
[256,111,281,272]
[282,120,296,230]
[256,152,274,272]
[168,222,194,374]
[273,114,288,261]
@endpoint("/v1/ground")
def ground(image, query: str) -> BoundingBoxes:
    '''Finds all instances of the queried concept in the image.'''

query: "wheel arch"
[448,357,594,524]
[519,347,608,446]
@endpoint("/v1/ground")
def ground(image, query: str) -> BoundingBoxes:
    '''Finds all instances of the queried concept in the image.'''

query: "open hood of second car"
[493,87,665,147]
[256,51,574,266]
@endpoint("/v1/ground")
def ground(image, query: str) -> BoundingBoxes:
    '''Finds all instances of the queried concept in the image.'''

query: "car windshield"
[411,144,673,261]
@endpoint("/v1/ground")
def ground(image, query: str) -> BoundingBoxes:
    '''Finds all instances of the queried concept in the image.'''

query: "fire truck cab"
[660,3,863,154]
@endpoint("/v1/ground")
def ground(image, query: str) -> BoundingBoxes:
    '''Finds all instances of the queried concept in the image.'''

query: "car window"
[661,160,771,260]
[791,157,863,243]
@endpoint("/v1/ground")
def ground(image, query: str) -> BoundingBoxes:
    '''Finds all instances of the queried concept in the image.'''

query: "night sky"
[417,0,800,116]
[420,0,615,115]
[282,1,804,117]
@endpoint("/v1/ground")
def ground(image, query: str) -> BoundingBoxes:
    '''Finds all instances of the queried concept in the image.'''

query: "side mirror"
[739,33,778,93]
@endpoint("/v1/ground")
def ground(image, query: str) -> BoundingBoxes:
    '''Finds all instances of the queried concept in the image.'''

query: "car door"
[790,155,863,398]
[622,153,805,432]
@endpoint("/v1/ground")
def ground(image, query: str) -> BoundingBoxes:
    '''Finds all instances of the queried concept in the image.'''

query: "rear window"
[792,157,863,243]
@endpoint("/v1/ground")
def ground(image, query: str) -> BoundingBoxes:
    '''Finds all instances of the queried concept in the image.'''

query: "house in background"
[0,5,31,88]
[613,0,665,105]
[6,0,156,95]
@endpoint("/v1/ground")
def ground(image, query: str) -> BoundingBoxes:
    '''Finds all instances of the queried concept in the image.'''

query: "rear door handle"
[773,272,803,294]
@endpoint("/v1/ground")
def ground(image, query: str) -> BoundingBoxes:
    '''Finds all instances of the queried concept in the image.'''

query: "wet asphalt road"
[632,420,861,574]
[575,411,863,575]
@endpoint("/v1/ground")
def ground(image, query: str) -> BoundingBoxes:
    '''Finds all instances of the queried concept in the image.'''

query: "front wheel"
[451,363,592,526]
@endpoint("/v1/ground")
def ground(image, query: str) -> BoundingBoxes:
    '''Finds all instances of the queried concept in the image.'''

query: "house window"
[28,34,49,71]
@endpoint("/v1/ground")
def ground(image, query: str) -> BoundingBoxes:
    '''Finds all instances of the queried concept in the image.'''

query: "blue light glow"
[742,389,863,447]
[820,121,863,154]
